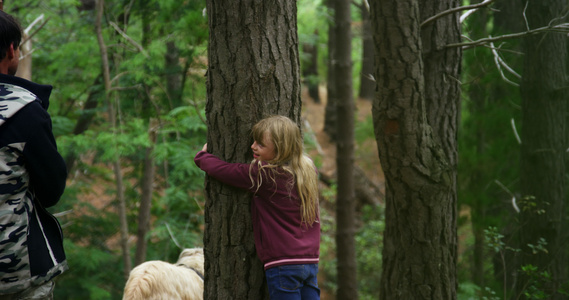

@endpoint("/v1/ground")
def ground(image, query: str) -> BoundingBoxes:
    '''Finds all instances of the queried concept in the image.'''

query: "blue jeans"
[265,264,320,300]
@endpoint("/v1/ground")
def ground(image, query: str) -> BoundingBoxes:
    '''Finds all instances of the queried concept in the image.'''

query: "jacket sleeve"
[194,151,256,191]
[18,102,67,208]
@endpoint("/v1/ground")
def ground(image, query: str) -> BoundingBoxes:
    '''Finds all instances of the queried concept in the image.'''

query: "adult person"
[0,10,68,300]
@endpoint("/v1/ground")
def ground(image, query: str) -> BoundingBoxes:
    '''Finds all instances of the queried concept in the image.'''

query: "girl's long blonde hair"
[250,115,319,226]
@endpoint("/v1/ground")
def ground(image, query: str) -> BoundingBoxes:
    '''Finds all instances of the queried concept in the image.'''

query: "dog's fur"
[123,248,204,300]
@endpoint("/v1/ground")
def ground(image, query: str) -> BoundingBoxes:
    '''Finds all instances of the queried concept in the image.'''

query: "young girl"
[194,115,321,299]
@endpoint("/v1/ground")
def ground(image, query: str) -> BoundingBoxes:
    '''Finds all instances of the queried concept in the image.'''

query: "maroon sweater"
[194,151,320,270]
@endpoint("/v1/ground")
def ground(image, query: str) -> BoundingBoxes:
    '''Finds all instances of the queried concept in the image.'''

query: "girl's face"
[251,132,276,162]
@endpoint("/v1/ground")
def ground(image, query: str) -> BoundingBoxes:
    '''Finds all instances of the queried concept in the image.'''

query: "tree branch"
[21,14,49,45]
[490,41,520,87]
[109,21,149,58]
[421,0,496,27]
[446,23,569,48]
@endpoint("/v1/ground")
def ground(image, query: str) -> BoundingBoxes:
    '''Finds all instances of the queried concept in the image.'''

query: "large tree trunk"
[518,1,568,298]
[333,0,358,298]
[204,1,302,299]
[370,0,460,298]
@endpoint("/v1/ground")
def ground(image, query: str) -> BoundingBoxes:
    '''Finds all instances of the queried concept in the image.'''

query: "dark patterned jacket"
[0,74,68,294]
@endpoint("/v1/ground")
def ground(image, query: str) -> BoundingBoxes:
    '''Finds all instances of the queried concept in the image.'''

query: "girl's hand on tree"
[202,143,208,152]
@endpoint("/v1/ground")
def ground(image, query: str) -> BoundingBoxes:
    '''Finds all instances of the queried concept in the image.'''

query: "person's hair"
[0,10,22,60]
[250,115,319,226]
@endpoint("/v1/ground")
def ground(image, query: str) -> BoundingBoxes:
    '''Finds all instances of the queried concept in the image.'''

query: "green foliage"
[318,179,383,299]
[354,205,383,299]
[520,264,552,299]
[484,226,519,254]
[478,224,569,300]
[457,3,527,298]
[354,114,374,145]
[12,1,209,298]
[54,205,126,299]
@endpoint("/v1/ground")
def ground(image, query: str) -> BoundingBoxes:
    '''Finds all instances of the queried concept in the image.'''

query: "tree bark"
[333,0,358,297]
[302,31,320,103]
[165,40,183,108]
[370,0,460,298]
[358,1,375,101]
[518,0,568,298]
[134,120,157,266]
[324,0,338,141]
[205,1,302,298]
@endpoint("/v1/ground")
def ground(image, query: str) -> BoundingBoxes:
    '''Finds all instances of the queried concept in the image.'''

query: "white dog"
[123,248,204,300]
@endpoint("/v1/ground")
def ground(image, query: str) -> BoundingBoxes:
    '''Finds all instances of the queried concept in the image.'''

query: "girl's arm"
[194,150,255,191]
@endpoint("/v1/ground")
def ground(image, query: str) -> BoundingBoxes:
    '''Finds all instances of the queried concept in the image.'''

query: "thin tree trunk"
[15,32,31,80]
[334,0,358,297]
[358,1,375,101]
[324,0,338,141]
[134,120,157,266]
[302,32,320,103]
[165,40,183,108]
[462,2,489,288]
[95,0,131,279]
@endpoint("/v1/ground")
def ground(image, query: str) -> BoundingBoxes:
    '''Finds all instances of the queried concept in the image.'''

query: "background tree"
[458,0,523,294]
[333,0,358,297]
[324,0,338,141]
[302,31,321,103]
[356,0,375,101]
[95,0,131,278]
[204,0,302,299]
[518,0,568,298]
[370,0,461,298]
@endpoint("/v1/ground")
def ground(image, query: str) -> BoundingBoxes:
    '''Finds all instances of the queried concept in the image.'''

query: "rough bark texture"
[519,1,568,298]
[205,1,301,299]
[333,0,358,298]
[370,0,460,298]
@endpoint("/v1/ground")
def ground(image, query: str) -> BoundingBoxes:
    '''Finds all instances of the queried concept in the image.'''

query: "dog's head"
[176,247,204,275]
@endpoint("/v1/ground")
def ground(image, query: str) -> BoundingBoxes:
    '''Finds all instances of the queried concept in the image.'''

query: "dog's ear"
[179,247,204,260]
